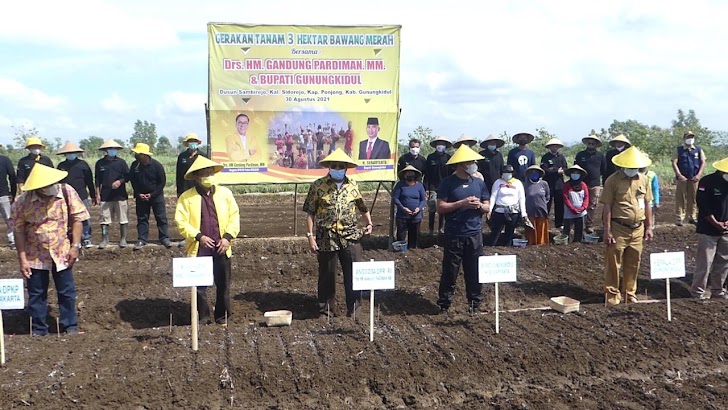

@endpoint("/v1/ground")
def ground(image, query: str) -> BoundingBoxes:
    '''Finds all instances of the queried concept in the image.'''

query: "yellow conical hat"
[25,137,46,149]
[611,146,652,169]
[544,138,564,148]
[22,163,68,191]
[453,134,477,148]
[446,145,485,165]
[609,134,631,147]
[713,158,728,173]
[99,139,123,150]
[57,141,84,154]
[184,156,224,180]
[319,148,358,169]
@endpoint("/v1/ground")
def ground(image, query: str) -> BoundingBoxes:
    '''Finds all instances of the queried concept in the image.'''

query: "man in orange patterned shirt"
[10,163,90,336]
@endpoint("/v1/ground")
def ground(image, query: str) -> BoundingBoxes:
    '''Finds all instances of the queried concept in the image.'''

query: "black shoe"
[133,241,146,250]
[9,243,16,250]
[438,306,449,315]
[161,238,172,248]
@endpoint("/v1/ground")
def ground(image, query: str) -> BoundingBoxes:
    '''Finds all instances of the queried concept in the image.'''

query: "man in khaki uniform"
[601,146,654,305]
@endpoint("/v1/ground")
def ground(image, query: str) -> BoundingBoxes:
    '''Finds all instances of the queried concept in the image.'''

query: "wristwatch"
[306,232,313,238]
[72,243,82,249]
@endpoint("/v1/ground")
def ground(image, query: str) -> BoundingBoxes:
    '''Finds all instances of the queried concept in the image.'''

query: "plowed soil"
[0,186,726,409]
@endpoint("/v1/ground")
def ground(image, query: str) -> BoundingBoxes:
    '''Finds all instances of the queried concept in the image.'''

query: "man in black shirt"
[574,135,607,233]
[95,139,130,249]
[129,143,171,249]
[0,152,17,249]
[424,136,452,235]
[176,133,207,197]
[16,137,54,192]
[690,157,728,299]
[397,138,427,177]
[478,135,505,193]
[604,134,631,181]
[541,138,568,228]
[57,141,97,248]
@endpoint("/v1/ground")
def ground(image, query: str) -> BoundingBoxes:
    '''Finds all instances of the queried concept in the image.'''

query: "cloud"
[0,115,11,127]
[0,78,67,110]
[156,92,206,116]
[101,93,136,113]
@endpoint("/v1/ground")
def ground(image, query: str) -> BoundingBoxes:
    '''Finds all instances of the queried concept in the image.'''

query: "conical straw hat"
[581,135,603,147]
[609,134,631,147]
[611,146,652,169]
[512,132,535,144]
[57,141,84,154]
[99,139,123,150]
[526,164,545,176]
[184,156,224,180]
[22,163,68,191]
[453,134,477,148]
[446,145,485,165]
[566,164,587,177]
[319,148,358,169]
[479,134,505,149]
[398,164,422,179]
[544,138,564,148]
[429,136,453,148]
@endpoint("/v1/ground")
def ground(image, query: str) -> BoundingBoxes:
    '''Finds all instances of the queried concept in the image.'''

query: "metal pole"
[293,184,298,236]
[388,182,395,249]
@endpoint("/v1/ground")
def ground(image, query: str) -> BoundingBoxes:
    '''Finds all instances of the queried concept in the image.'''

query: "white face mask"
[465,164,478,175]
[502,173,513,180]
[30,149,41,155]
[616,145,626,152]
[410,147,420,156]
[685,138,695,146]
[624,168,639,178]
[723,174,728,183]
[435,145,446,153]
[40,184,58,196]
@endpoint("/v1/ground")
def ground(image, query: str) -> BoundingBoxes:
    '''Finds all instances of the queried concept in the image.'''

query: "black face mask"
[405,175,415,182]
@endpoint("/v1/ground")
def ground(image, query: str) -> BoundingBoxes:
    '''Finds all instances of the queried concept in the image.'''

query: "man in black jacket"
[129,143,171,250]
[541,138,568,228]
[95,139,130,249]
[397,138,427,177]
[478,134,505,192]
[0,151,17,249]
[424,136,453,235]
[575,135,607,233]
[57,141,97,248]
[176,133,206,197]
[604,134,631,181]
[17,137,53,192]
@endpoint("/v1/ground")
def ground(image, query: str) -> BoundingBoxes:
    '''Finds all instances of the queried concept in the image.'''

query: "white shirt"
[238,134,247,151]
[490,178,527,217]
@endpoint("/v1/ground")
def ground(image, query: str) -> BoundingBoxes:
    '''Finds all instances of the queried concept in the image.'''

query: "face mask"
[723,174,728,183]
[199,175,215,188]
[30,149,41,155]
[685,138,695,146]
[502,173,512,181]
[529,172,541,182]
[410,147,420,156]
[404,174,415,182]
[616,145,626,152]
[436,145,446,153]
[188,143,199,150]
[624,168,639,178]
[570,173,581,181]
[40,184,58,196]
[65,154,78,161]
[466,164,478,175]
[106,149,118,157]
[329,168,346,180]
[487,145,497,151]
[549,147,559,154]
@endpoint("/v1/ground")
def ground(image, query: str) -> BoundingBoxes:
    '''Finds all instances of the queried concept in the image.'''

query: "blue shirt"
[393,181,426,221]
[437,174,490,237]
[507,147,536,182]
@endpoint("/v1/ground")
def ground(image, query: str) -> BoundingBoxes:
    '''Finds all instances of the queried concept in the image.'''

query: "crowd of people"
[269,121,356,169]
[1,129,726,332]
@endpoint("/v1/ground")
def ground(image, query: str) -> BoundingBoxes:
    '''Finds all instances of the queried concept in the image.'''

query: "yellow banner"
[207,24,401,184]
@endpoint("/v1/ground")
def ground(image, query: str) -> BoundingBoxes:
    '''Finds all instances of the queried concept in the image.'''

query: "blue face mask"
[188,143,199,150]
[65,154,78,161]
[106,149,118,157]
[329,168,346,180]
[487,145,497,151]
[571,173,581,181]
[529,172,541,182]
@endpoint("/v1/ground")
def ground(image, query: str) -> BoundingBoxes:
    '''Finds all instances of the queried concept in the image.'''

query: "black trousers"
[396,218,421,249]
[488,212,520,246]
[547,189,564,226]
[317,242,363,314]
[196,255,232,323]
[437,234,483,308]
[428,209,444,232]
[563,216,585,243]
[136,194,169,242]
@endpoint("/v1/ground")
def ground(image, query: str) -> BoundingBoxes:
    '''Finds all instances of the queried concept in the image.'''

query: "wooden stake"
[495,282,500,334]
[369,289,375,342]
[29,317,32,336]
[169,313,173,333]
[1,311,6,366]
[56,317,60,338]
[666,278,672,322]
[191,286,198,351]
[293,184,298,236]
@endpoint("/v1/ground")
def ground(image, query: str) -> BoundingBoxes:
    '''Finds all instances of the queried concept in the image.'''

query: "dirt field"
[0,186,727,409]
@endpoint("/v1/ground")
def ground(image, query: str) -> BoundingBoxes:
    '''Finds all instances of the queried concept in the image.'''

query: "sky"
[2,0,728,149]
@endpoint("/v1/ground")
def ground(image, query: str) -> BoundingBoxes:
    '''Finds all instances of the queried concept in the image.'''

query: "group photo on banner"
[207,24,401,184]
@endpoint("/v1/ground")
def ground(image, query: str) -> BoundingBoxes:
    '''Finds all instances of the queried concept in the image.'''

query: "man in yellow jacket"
[175,157,240,326]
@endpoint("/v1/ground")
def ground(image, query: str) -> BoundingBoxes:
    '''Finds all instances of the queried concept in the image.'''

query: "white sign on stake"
[0,279,24,310]
[650,252,685,279]
[479,255,518,284]
[650,251,685,322]
[173,257,214,288]
[352,261,395,291]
